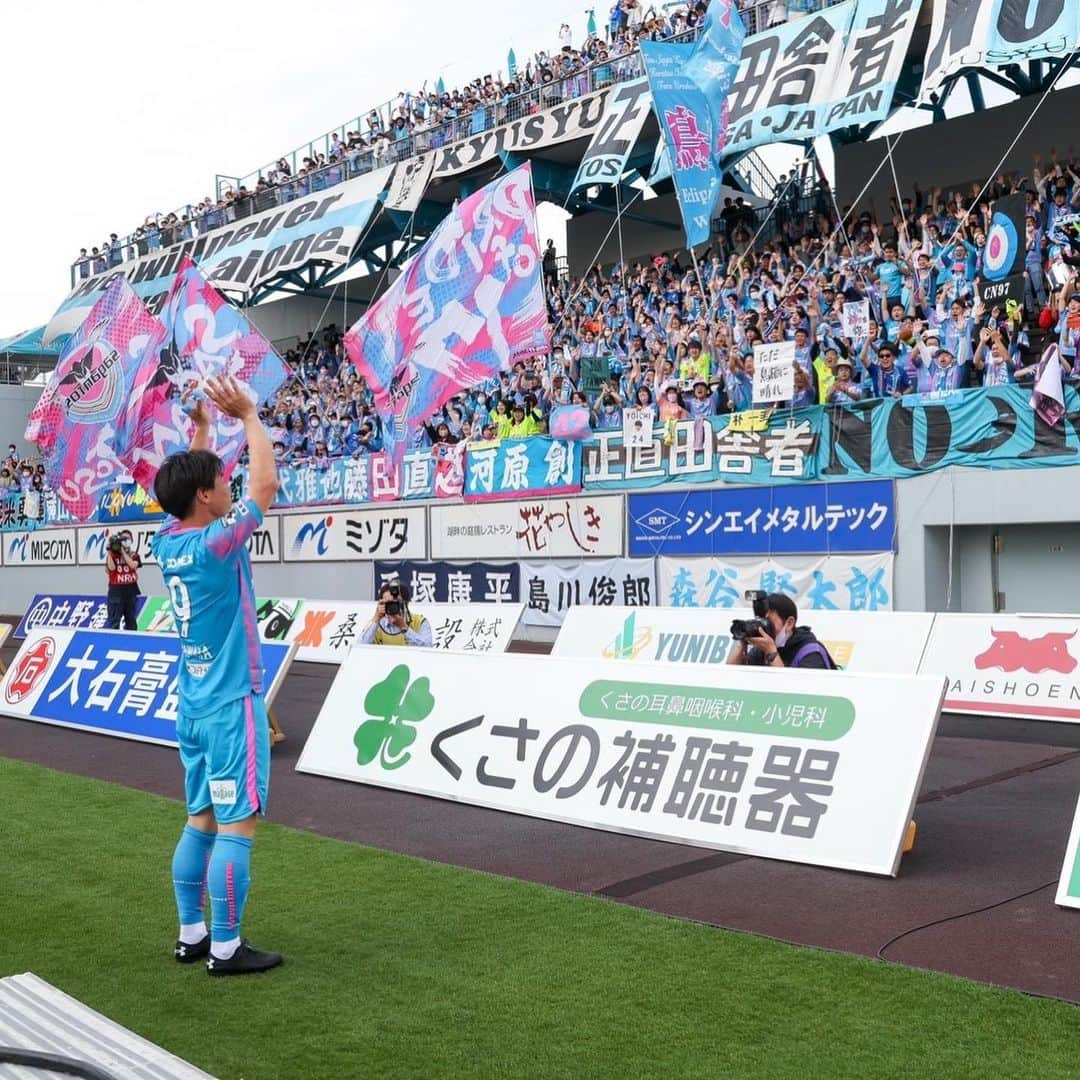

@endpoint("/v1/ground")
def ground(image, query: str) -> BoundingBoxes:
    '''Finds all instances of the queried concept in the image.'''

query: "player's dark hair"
[154,449,224,519]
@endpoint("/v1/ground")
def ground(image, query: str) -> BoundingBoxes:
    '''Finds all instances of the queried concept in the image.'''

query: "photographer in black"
[105,529,142,630]
[359,580,433,647]
[727,592,836,670]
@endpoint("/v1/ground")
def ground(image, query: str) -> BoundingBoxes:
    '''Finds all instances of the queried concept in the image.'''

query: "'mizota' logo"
[292,516,333,556]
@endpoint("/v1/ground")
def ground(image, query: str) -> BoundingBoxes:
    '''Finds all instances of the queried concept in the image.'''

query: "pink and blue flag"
[344,163,550,462]
[121,257,290,493]
[26,276,164,520]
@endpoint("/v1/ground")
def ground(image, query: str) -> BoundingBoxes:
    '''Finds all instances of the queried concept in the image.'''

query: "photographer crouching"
[727,591,836,670]
[359,580,433,647]
[106,529,142,630]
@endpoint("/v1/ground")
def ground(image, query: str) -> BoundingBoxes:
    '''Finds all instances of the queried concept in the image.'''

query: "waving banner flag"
[640,41,724,249]
[1032,344,1066,428]
[26,276,164,520]
[684,0,746,155]
[344,163,549,462]
[121,257,290,493]
[570,78,651,193]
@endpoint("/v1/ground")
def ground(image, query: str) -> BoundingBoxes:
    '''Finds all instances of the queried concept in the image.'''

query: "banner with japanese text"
[297,648,944,875]
[15,594,144,638]
[553,606,934,675]
[0,628,294,747]
[463,437,582,502]
[138,595,522,664]
[430,495,623,560]
[627,480,895,557]
[520,558,655,628]
[658,553,894,611]
[281,507,427,562]
[723,0,918,156]
[374,561,521,605]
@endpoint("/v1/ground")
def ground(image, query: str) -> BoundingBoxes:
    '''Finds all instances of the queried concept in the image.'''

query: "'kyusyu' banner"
[45,166,391,345]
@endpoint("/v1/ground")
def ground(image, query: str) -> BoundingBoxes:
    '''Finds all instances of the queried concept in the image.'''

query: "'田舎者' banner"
[722,0,919,156]
[297,647,945,875]
[658,553,895,611]
[45,165,392,345]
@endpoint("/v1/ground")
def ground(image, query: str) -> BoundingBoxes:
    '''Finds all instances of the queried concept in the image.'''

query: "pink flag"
[548,405,592,441]
[26,276,164,520]
[1032,343,1066,427]
[343,164,549,463]
[121,257,290,493]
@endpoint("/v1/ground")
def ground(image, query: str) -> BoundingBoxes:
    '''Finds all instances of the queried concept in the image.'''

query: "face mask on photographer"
[767,610,794,649]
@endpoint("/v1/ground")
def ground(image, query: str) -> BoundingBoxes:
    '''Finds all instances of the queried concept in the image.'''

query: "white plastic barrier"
[298,647,945,876]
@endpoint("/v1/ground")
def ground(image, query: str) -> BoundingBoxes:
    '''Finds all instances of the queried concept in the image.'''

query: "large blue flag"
[684,0,746,154]
[640,41,724,249]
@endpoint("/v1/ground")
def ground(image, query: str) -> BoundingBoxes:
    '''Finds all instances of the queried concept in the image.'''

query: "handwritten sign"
[752,341,795,404]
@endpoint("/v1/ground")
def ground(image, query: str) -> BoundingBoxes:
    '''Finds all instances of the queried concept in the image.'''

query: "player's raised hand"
[205,376,255,420]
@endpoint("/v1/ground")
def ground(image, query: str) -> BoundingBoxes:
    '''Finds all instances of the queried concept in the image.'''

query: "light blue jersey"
[151,497,264,720]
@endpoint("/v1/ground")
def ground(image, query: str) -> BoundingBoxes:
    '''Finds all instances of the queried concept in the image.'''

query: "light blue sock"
[171,825,215,930]
[208,834,254,945]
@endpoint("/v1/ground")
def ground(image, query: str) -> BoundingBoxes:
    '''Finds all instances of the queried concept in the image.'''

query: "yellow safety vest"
[374,612,427,645]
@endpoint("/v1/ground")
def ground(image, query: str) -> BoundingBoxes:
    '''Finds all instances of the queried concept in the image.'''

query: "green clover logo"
[353,664,435,771]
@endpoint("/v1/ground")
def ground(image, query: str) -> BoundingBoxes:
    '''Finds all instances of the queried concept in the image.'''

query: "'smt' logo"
[974,630,1077,675]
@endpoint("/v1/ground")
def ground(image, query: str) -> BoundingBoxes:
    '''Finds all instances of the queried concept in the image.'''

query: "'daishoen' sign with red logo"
[919,615,1080,723]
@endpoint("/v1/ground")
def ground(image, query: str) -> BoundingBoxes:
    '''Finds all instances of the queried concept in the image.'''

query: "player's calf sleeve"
[208,834,254,946]
[172,824,215,928]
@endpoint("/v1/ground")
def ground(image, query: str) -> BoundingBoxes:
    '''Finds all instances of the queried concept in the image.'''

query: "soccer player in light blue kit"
[152,376,282,976]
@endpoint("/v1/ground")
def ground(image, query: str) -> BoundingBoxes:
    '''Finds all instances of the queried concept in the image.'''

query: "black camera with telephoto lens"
[108,535,124,554]
[730,589,771,642]
[383,582,405,617]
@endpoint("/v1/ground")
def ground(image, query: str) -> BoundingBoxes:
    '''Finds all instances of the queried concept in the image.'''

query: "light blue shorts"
[178,695,270,824]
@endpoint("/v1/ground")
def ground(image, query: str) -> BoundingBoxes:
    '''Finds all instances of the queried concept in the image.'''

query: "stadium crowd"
[256,145,1080,463]
[72,0,822,276]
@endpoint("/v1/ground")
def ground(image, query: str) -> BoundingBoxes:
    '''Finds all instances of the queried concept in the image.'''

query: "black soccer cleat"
[206,941,284,976]
[174,936,210,964]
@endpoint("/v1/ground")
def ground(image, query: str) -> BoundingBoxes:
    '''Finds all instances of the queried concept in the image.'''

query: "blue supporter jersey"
[150,497,264,719]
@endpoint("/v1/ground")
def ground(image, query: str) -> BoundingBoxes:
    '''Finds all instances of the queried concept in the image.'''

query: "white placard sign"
[752,341,795,404]
[430,495,623,559]
[622,406,655,448]
[552,606,935,674]
[282,506,427,562]
[521,559,655,628]
[841,300,870,341]
[919,613,1080,723]
[298,648,945,876]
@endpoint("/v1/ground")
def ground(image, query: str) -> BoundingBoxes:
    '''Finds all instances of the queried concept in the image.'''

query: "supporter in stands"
[359,580,433,647]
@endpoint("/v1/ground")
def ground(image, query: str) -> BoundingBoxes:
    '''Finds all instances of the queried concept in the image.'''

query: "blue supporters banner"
[640,41,724,248]
[15,594,145,638]
[684,0,746,151]
[817,385,1080,480]
[463,438,582,501]
[96,483,164,523]
[374,560,521,604]
[0,628,293,746]
[583,411,819,490]
[628,480,895,557]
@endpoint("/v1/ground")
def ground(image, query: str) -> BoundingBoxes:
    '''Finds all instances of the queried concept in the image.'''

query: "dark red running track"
[3,643,1080,1003]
